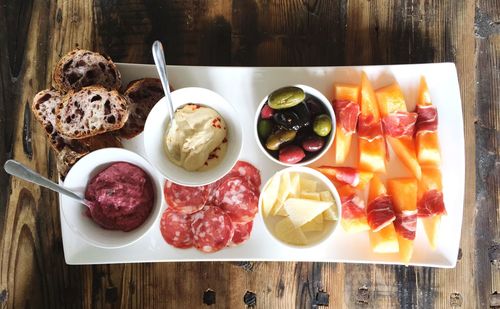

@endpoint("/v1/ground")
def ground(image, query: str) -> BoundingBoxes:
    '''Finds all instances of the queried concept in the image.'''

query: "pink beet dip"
[85,162,154,232]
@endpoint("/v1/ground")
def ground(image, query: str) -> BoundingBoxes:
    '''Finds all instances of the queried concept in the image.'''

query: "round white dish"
[143,87,243,186]
[254,84,336,166]
[259,166,342,248]
[61,148,163,249]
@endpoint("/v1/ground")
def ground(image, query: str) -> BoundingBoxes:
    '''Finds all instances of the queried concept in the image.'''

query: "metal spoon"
[152,40,175,125]
[3,159,93,208]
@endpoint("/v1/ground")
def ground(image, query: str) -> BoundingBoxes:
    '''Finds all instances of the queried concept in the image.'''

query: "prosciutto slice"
[358,114,384,142]
[333,100,360,134]
[416,105,438,133]
[367,195,396,232]
[418,189,446,217]
[394,210,418,240]
[382,112,418,138]
[341,193,366,220]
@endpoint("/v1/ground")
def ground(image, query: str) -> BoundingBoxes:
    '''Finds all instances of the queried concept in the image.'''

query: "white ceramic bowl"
[61,148,163,249]
[143,87,243,186]
[259,166,342,248]
[254,84,336,166]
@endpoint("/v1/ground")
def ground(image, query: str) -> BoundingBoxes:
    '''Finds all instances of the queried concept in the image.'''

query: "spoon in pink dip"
[4,159,96,210]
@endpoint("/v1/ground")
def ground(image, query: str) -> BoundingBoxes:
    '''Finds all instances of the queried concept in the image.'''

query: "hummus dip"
[164,104,228,171]
[85,162,154,232]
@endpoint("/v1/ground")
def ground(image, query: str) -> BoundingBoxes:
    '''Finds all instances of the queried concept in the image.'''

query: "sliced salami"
[226,161,261,191]
[163,180,210,214]
[191,206,233,253]
[214,177,259,223]
[228,221,253,246]
[160,208,193,249]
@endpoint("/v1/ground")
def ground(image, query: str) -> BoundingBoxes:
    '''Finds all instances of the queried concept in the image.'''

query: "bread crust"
[53,49,121,92]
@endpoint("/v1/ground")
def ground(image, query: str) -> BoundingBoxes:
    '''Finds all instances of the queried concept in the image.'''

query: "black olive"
[305,97,323,116]
[273,102,311,131]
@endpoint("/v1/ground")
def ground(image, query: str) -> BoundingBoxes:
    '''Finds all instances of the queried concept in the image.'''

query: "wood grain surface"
[0,0,498,308]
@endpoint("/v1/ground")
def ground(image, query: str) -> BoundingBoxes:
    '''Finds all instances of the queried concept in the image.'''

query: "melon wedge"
[418,167,445,249]
[338,185,369,233]
[387,136,422,179]
[375,83,407,116]
[416,76,441,166]
[387,178,418,263]
[370,224,399,253]
[422,215,441,249]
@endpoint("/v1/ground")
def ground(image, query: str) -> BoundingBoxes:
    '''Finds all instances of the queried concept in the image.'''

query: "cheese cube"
[300,191,321,200]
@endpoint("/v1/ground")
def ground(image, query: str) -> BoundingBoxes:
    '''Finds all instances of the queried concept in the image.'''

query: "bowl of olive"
[255,85,335,166]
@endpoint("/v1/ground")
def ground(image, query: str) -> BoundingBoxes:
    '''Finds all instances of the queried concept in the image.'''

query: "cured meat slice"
[341,193,366,220]
[228,221,253,246]
[418,189,446,217]
[382,112,418,138]
[214,177,259,223]
[163,180,210,214]
[416,105,438,133]
[358,114,384,142]
[333,100,360,134]
[393,210,417,240]
[191,206,233,253]
[160,208,193,249]
[367,195,396,232]
[226,161,261,191]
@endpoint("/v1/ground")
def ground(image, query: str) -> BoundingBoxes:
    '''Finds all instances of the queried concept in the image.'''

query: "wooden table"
[0,0,498,308]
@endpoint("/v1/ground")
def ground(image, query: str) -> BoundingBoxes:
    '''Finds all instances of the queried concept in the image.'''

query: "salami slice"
[214,177,259,223]
[163,180,210,214]
[227,161,261,191]
[191,206,233,253]
[228,221,253,246]
[160,208,193,249]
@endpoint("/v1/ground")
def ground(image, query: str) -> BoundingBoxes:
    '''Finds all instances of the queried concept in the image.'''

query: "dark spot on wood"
[0,289,8,303]
[231,261,254,272]
[277,278,285,298]
[314,290,329,306]
[488,242,500,267]
[356,285,369,305]
[490,291,500,308]
[395,266,417,308]
[243,291,256,307]
[203,289,216,305]
[457,248,462,260]
[129,280,136,294]
[56,8,62,23]
[474,7,500,39]
[105,286,118,303]
[23,102,32,159]
[6,0,34,77]
[450,292,463,307]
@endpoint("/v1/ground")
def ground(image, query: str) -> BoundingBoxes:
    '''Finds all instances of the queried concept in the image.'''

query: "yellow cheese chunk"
[274,217,308,245]
[271,172,292,215]
[284,198,332,228]
[320,191,338,221]
[300,191,321,200]
[289,172,301,198]
[261,174,281,217]
[300,178,318,192]
[301,214,324,232]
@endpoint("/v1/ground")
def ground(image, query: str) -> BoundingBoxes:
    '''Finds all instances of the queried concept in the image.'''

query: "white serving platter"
[60,63,464,267]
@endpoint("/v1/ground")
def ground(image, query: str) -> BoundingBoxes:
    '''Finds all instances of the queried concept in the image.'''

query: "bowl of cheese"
[259,166,341,247]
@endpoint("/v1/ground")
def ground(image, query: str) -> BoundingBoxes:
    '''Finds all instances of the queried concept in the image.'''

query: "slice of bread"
[53,49,121,92]
[120,78,164,139]
[56,86,130,139]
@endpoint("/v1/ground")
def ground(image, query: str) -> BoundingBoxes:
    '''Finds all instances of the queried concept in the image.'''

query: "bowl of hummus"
[143,87,243,186]
[61,148,163,249]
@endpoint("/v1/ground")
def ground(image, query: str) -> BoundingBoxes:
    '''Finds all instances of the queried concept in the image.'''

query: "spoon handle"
[152,40,175,120]
[4,159,85,203]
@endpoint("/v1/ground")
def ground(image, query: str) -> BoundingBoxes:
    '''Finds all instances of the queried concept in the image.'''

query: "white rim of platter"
[59,63,464,268]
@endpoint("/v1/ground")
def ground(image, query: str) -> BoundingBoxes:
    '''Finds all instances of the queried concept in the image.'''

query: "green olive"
[265,129,297,151]
[313,114,332,137]
[268,86,306,110]
[258,119,273,139]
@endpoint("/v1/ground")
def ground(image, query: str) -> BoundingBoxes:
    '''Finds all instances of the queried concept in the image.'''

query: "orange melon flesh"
[338,185,370,233]
[417,76,432,106]
[356,171,374,190]
[416,129,441,166]
[359,138,386,173]
[375,83,407,117]
[370,224,399,253]
[418,167,444,249]
[360,72,380,120]
[387,136,422,179]
[387,178,417,263]
[368,175,387,203]
[333,83,359,164]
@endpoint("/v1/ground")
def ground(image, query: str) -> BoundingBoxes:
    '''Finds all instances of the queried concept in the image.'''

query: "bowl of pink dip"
[62,148,162,248]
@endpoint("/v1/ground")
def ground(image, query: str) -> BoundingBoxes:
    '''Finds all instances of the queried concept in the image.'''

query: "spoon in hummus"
[3,159,94,209]
[152,40,175,126]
